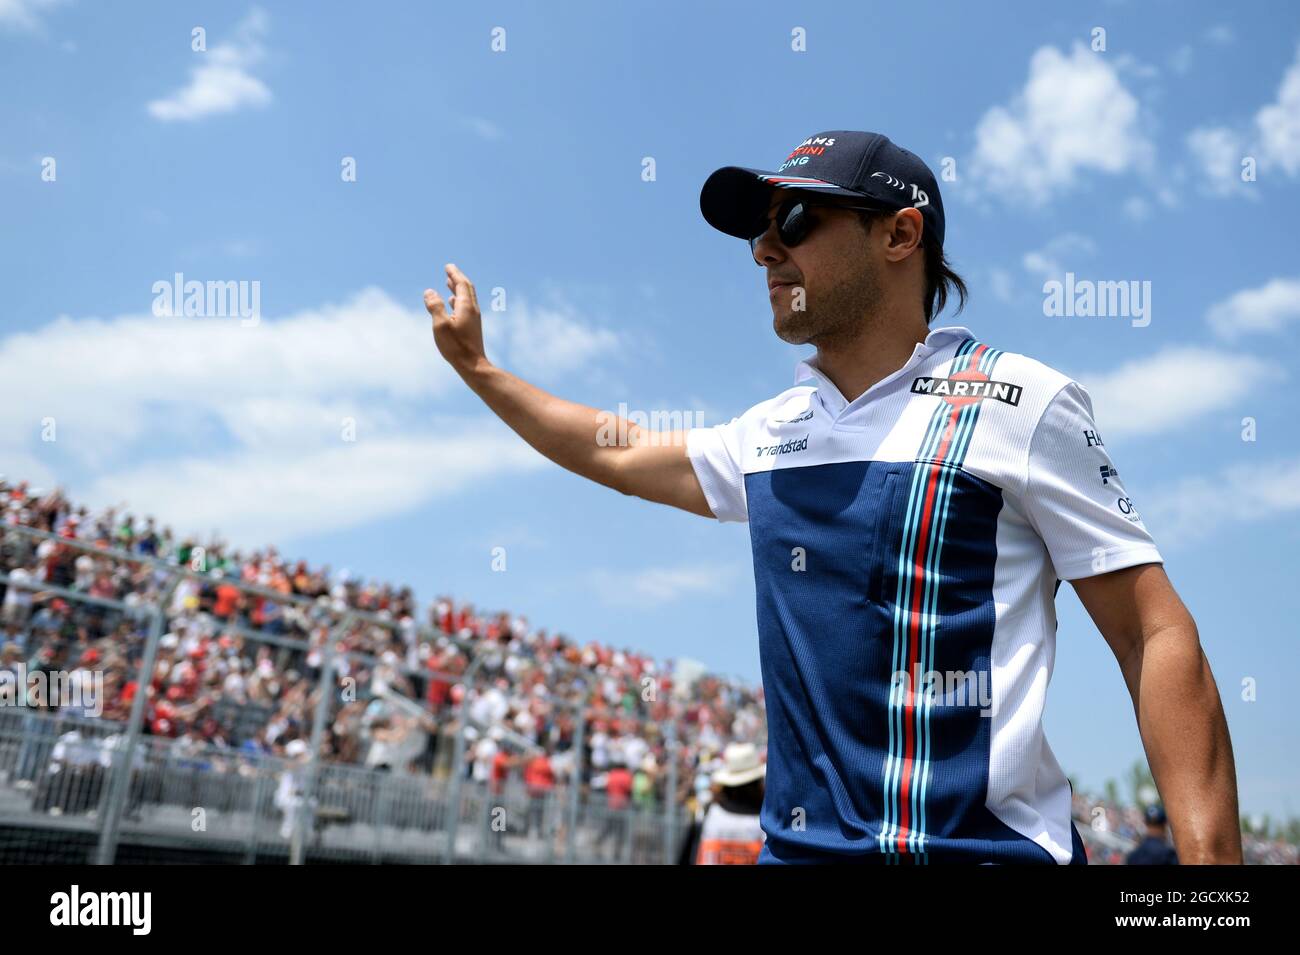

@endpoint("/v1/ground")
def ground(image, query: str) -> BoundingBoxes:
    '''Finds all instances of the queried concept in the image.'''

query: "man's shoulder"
[942,336,1101,442]
[963,338,1077,402]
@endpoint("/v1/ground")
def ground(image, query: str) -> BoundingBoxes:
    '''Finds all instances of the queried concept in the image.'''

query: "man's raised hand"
[425,263,487,376]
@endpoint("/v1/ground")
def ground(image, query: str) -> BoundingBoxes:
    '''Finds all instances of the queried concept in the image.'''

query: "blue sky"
[2,0,1299,820]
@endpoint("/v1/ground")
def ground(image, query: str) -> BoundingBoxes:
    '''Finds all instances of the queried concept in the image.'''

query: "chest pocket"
[868,466,914,608]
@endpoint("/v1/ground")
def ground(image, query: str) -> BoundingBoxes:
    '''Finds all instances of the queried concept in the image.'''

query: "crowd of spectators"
[0,477,766,817]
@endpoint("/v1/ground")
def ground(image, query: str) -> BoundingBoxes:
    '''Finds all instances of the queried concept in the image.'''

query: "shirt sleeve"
[1021,381,1163,580]
[686,417,748,523]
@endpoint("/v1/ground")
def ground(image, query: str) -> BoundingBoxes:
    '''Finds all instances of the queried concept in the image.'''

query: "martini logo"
[780,137,838,172]
[786,136,836,159]
[911,370,1022,407]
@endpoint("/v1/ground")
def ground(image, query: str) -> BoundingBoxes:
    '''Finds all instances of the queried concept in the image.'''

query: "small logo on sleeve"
[771,407,814,424]
[1100,464,1119,485]
[911,370,1022,407]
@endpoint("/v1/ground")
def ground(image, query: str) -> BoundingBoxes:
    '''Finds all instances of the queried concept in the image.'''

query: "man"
[424,129,1242,865]
[595,755,634,861]
[1126,804,1180,865]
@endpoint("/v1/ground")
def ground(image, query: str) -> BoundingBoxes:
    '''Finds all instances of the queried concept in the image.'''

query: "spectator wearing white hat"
[683,742,767,865]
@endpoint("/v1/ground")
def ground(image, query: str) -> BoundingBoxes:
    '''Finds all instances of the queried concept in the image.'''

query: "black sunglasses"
[747,197,889,260]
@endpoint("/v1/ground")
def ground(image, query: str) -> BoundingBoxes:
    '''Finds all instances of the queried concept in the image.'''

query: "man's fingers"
[445,263,479,312]
[424,288,446,320]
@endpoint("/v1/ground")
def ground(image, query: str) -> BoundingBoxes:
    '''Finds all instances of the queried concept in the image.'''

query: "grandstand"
[0,477,761,863]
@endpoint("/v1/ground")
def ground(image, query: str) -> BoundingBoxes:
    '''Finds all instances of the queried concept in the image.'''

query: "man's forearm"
[457,359,636,495]
[1128,624,1243,863]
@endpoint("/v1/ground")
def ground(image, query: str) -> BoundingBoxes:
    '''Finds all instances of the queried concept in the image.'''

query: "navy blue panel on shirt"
[745,458,1063,864]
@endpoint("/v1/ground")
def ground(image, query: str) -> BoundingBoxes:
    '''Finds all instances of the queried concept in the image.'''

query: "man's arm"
[424,264,713,518]
[1071,563,1243,863]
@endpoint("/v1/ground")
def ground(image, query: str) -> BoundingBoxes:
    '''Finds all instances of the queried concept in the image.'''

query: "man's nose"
[750,220,786,266]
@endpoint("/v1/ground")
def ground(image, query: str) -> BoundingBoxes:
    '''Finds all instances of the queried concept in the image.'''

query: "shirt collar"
[793,324,974,385]
[793,325,975,414]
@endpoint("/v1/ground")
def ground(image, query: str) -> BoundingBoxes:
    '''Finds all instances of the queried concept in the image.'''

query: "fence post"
[440,653,485,864]
[290,613,349,865]
[564,704,586,864]
[94,574,182,865]
[245,766,269,865]
[663,718,679,865]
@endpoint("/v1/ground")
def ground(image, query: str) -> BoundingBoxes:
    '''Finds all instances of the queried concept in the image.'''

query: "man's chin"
[772,312,814,346]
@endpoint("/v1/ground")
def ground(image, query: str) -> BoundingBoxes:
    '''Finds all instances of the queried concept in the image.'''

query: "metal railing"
[0,709,687,863]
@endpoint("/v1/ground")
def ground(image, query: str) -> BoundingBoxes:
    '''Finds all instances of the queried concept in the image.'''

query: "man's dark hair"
[857,210,968,323]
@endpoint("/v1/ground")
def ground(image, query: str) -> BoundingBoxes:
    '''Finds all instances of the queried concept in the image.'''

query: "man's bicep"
[1071,563,1161,668]
[1071,563,1193,670]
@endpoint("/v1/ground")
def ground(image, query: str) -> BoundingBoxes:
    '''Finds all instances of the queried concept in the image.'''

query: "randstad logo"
[756,435,809,457]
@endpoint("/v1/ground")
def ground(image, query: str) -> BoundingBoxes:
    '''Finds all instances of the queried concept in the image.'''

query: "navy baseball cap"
[1144,805,1168,826]
[700,130,946,249]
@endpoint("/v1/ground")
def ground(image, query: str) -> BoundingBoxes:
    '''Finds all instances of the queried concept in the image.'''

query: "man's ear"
[883,208,925,263]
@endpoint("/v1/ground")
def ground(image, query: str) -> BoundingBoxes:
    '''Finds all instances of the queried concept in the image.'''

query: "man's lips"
[768,279,799,297]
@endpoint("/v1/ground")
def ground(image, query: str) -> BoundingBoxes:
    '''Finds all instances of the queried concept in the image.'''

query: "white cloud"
[83,431,546,547]
[0,0,66,31]
[1021,233,1096,282]
[462,117,505,141]
[969,43,1153,203]
[589,563,738,606]
[1122,195,1150,221]
[988,267,1016,304]
[0,285,618,546]
[147,9,271,122]
[0,287,447,464]
[1167,45,1194,76]
[1205,25,1235,46]
[1186,126,1254,197]
[484,298,620,381]
[1074,347,1282,438]
[1144,456,1300,549]
[1206,277,1300,340]
[1255,43,1300,176]
[1187,43,1300,190]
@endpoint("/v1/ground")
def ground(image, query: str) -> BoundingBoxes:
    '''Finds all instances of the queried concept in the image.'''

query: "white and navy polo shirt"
[686,324,1163,864]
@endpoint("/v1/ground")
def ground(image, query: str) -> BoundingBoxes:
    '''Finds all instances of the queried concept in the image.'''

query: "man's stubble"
[772,251,884,351]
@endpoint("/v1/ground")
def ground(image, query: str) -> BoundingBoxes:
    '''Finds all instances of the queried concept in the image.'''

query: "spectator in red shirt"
[490,747,512,796]
[213,582,241,620]
[596,758,634,861]
[523,751,555,838]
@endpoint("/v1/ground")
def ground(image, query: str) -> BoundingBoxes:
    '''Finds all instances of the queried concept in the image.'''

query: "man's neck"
[811,308,932,404]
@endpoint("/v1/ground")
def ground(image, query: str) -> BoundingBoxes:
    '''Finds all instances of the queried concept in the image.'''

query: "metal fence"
[0,522,693,864]
[0,708,686,864]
